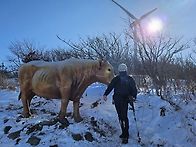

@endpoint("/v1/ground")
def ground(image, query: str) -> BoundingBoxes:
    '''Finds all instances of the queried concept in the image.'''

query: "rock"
[38,132,46,136]
[157,144,164,147]
[50,144,58,147]
[26,124,43,135]
[66,112,72,117]
[15,138,21,145]
[31,109,38,114]
[93,128,106,137]
[16,115,23,122]
[84,132,94,142]
[90,117,98,127]
[27,136,41,146]
[79,103,84,107]
[50,112,56,116]
[8,130,21,140]
[41,109,47,113]
[58,118,69,126]
[4,118,9,123]
[4,126,12,134]
[16,117,21,122]
[39,118,58,126]
[59,124,67,129]
[72,133,83,141]
[91,101,99,108]
[160,107,166,117]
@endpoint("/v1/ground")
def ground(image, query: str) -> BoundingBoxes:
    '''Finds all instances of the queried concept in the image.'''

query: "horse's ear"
[98,59,106,70]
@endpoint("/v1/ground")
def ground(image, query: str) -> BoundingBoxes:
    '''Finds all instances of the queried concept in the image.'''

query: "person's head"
[118,63,127,73]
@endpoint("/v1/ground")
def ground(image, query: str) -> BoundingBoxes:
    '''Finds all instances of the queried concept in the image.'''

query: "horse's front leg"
[72,85,86,123]
[58,87,70,124]
[73,100,83,123]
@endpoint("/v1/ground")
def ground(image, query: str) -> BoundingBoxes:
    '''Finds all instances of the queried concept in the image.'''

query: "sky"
[1,0,196,63]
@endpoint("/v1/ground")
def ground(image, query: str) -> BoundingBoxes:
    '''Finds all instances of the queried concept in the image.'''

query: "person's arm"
[103,77,117,96]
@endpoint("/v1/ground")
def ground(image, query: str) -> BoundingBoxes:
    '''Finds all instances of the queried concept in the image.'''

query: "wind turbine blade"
[138,23,145,46]
[140,8,157,20]
[112,0,137,20]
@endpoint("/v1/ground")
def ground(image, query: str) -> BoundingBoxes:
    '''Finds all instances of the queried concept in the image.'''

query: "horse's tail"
[18,92,22,100]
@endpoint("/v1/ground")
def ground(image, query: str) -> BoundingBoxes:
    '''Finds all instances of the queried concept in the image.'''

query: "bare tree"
[182,58,196,96]
[8,40,47,71]
[0,63,10,88]
[190,38,196,64]
[57,33,133,73]
[137,35,189,97]
[50,48,73,61]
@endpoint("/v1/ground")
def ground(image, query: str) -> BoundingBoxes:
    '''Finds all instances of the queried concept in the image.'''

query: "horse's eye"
[108,68,111,71]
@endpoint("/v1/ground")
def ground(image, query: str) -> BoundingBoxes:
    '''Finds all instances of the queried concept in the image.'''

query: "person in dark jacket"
[102,63,137,144]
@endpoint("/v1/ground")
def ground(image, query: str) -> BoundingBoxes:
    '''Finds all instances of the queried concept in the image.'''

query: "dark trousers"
[114,96,129,138]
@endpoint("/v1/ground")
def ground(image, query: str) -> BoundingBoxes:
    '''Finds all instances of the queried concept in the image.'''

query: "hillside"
[0,83,195,147]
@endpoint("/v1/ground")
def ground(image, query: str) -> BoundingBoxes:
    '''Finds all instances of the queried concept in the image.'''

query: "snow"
[0,83,195,147]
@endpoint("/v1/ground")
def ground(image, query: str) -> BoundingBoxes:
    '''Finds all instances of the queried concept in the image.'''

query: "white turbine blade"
[130,21,135,28]
[138,23,145,46]
[112,0,137,20]
[140,8,157,20]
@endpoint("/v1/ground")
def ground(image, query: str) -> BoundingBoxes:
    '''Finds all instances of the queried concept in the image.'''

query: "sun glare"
[147,18,163,34]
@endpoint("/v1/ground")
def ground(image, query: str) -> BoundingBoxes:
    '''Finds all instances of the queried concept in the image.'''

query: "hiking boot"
[119,132,129,138]
[122,138,128,144]
[119,134,123,138]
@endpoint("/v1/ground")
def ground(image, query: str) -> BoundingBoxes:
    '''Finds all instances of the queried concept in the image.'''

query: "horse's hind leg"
[28,92,35,114]
[21,91,35,117]
[28,92,35,107]
[73,100,83,122]
[21,91,30,117]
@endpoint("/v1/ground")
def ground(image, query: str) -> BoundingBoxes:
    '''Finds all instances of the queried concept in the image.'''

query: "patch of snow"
[0,84,195,147]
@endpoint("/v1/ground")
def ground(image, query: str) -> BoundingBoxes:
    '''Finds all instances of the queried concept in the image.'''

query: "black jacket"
[103,71,137,98]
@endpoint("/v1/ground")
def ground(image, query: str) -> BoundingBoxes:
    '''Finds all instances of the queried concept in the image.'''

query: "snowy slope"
[0,83,195,147]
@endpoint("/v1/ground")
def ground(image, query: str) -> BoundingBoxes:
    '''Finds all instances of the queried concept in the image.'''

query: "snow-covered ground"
[0,83,195,147]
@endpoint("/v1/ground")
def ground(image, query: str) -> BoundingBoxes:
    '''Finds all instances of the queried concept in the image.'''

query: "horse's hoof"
[74,117,83,123]
[22,112,31,118]
[58,117,69,126]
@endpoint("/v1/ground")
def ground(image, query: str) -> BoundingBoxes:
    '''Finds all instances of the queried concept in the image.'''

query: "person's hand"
[133,97,136,102]
[128,96,136,103]
[103,95,107,101]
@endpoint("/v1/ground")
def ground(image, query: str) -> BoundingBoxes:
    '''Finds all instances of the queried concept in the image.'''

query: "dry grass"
[0,73,18,90]
[0,73,8,89]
